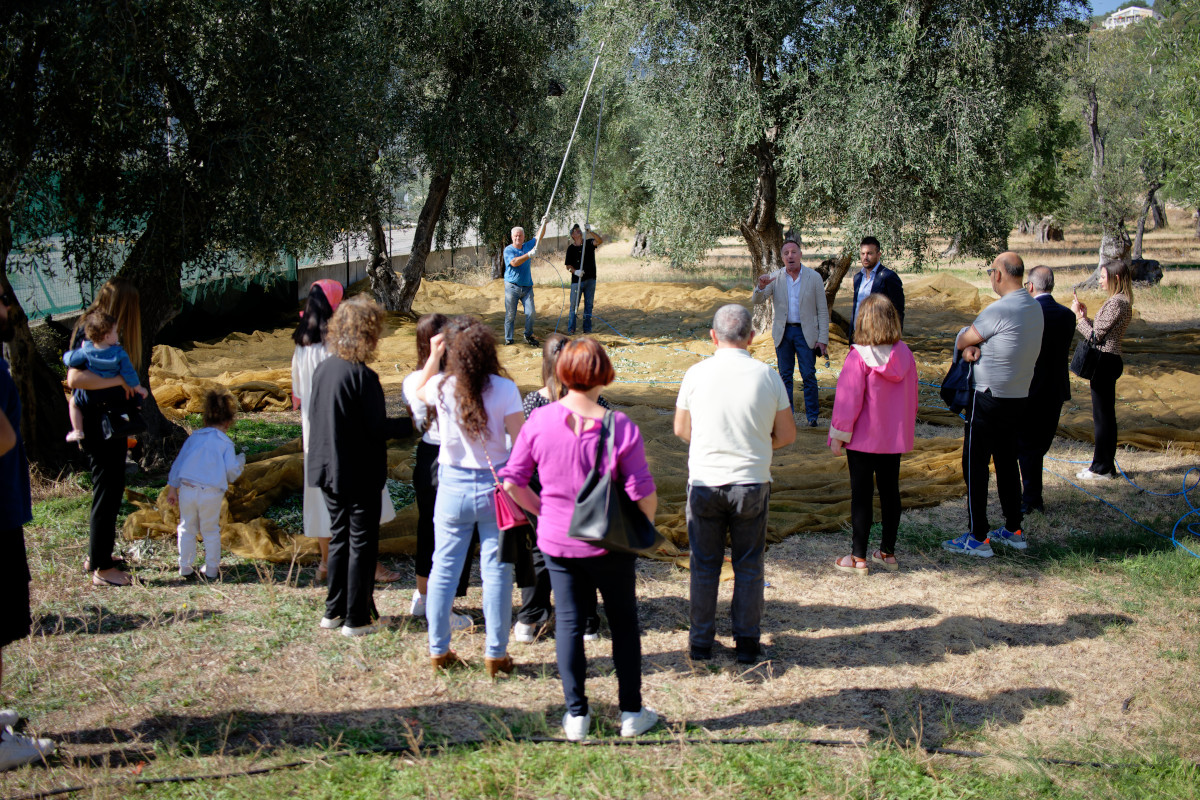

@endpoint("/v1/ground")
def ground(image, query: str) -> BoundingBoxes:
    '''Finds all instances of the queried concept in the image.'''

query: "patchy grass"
[183,414,302,456]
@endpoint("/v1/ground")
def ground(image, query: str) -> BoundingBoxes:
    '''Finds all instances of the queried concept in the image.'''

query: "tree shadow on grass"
[637,596,939,634]
[33,607,224,636]
[687,686,1071,748]
[55,701,536,768]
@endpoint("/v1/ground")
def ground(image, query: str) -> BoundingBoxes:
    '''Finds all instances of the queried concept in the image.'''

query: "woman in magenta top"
[500,338,659,742]
[827,294,917,575]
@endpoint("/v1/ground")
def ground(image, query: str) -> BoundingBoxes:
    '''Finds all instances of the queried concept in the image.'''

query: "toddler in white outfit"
[165,390,245,579]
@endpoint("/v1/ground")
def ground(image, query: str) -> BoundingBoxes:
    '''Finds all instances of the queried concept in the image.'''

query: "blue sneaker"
[992,527,1027,550]
[942,532,994,557]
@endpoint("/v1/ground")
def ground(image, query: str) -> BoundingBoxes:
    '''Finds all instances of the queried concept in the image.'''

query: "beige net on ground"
[122,275,1200,562]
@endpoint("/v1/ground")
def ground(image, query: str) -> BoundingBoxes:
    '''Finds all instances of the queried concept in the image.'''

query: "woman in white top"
[291,280,399,583]
[402,313,472,630]
[415,317,523,677]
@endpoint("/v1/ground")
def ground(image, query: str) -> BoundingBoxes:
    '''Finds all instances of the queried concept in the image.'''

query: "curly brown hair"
[83,311,117,344]
[326,295,385,363]
[202,389,238,428]
[437,317,508,441]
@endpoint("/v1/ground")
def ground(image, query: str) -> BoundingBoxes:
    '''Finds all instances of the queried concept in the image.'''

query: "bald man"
[502,218,549,346]
[943,252,1044,557]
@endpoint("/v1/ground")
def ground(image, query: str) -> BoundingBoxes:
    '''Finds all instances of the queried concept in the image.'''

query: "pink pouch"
[494,485,528,530]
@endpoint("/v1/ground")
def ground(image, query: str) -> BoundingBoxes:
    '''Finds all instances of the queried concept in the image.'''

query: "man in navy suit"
[848,237,905,343]
[1016,265,1076,514]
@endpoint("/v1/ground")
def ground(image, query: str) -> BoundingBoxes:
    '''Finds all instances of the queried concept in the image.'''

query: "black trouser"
[323,487,383,628]
[81,414,127,572]
[845,450,901,559]
[518,541,599,634]
[962,390,1025,540]
[413,440,473,597]
[1089,353,1124,476]
[545,552,641,717]
[0,527,32,648]
[1016,396,1063,510]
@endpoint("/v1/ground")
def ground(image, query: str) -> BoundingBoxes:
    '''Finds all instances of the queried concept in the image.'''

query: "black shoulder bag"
[1069,325,1104,381]
[567,410,663,555]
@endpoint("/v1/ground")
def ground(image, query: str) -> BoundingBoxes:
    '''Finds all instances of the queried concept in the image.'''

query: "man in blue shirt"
[502,218,549,346]
[0,287,56,769]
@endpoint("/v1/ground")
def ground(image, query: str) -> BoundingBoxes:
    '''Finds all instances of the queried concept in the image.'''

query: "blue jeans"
[568,279,595,333]
[504,282,535,342]
[686,482,770,649]
[428,464,514,658]
[776,324,819,422]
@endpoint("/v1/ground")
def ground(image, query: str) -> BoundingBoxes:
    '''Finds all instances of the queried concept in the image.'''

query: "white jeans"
[177,482,224,577]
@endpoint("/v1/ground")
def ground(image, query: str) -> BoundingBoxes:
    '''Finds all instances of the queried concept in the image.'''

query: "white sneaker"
[583,632,601,642]
[562,711,591,741]
[410,591,426,617]
[319,616,344,629]
[449,612,474,632]
[513,621,537,643]
[0,728,56,770]
[1077,468,1115,481]
[620,707,659,737]
[0,711,17,728]
[341,623,378,637]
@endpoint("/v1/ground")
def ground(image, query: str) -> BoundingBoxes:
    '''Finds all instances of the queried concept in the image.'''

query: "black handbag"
[567,410,663,555]
[1069,334,1102,380]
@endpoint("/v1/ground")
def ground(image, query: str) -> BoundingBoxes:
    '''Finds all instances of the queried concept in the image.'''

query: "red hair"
[555,338,614,391]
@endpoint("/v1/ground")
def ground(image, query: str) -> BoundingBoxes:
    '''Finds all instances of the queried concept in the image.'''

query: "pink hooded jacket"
[828,341,918,454]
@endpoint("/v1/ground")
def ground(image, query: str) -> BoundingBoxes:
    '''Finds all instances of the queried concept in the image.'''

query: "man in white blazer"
[750,240,829,426]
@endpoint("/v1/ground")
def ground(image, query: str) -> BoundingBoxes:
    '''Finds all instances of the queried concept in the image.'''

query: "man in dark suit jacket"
[1016,265,1076,513]
[848,237,905,342]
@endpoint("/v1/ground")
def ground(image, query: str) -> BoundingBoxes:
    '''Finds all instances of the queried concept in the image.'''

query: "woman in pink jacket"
[828,294,917,575]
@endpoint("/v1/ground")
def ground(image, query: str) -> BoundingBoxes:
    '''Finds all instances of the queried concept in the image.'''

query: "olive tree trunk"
[393,168,452,313]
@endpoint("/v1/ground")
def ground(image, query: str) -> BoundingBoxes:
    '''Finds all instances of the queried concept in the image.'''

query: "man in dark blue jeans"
[675,305,795,664]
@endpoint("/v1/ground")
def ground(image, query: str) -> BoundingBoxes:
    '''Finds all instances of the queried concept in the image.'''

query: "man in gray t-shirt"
[970,286,1043,398]
[943,252,1044,558]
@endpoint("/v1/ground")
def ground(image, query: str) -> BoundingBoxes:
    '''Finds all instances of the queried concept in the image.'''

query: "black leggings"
[1088,353,1123,475]
[80,388,129,571]
[413,439,473,597]
[845,450,901,559]
[545,552,641,717]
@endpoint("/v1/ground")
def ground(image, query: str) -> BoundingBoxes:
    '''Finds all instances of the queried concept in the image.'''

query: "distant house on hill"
[1103,6,1164,29]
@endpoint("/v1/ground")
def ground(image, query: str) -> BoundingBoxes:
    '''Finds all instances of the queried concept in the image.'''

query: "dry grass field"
[2,216,1199,799]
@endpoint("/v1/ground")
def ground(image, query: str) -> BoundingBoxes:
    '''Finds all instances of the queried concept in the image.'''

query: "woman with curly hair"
[291,280,401,584]
[415,317,523,676]
[401,313,474,629]
[306,296,413,636]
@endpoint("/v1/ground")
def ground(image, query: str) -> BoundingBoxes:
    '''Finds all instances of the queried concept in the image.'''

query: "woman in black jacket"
[307,296,412,636]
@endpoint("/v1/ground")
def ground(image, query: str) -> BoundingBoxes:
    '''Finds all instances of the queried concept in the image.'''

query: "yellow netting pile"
[122,275,1200,563]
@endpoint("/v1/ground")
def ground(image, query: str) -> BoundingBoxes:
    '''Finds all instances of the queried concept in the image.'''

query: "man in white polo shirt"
[674,304,795,664]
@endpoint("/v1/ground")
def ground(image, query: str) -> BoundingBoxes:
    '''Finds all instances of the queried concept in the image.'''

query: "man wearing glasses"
[942,253,1043,557]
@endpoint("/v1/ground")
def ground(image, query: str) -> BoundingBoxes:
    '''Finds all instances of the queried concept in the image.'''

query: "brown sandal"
[870,550,899,571]
[834,555,868,575]
[374,562,402,583]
